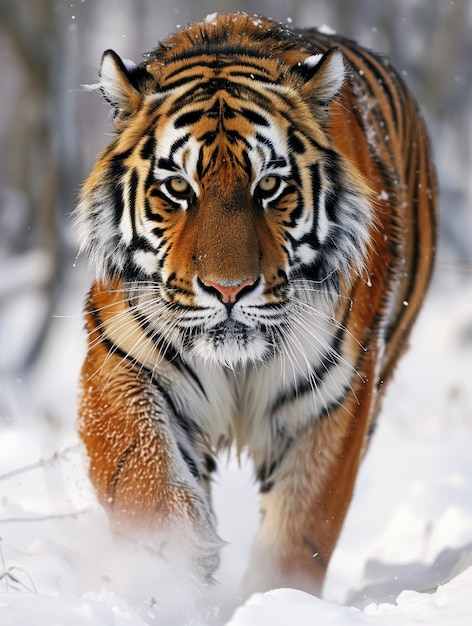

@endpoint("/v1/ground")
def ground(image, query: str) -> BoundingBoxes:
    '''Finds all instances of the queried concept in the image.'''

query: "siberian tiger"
[75,13,437,595]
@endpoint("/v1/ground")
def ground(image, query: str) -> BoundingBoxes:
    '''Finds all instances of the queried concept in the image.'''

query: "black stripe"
[254,132,278,161]
[127,168,139,242]
[198,145,220,177]
[323,151,347,223]
[269,306,352,417]
[353,50,399,130]
[288,128,306,154]
[168,76,241,103]
[177,443,201,480]
[131,309,209,400]
[174,110,205,128]
[89,298,204,454]
[384,142,421,346]
[238,107,269,127]
[109,443,138,499]
[156,157,180,172]
[196,150,204,179]
[109,148,133,172]
[161,73,205,92]
[100,330,203,448]
[107,150,133,225]
[161,47,275,75]
[167,79,274,117]
[242,149,253,178]
[288,154,302,186]
[309,163,321,248]
[140,136,156,160]
[204,454,217,474]
[256,436,294,493]
[225,129,251,147]
[169,133,191,158]
[227,70,273,83]
[87,298,142,367]
[283,197,303,229]
[150,374,202,447]
[299,28,400,131]
[89,290,208,407]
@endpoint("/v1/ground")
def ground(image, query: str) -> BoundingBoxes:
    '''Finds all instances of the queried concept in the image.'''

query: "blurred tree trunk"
[0,0,74,371]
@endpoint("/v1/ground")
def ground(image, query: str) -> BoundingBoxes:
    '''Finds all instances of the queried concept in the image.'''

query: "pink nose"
[203,279,255,304]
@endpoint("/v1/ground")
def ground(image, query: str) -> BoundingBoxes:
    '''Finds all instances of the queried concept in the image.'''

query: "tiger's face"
[149,111,290,366]
[77,17,373,367]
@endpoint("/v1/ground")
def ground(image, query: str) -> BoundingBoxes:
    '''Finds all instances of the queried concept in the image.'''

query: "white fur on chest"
[169,310,358,460]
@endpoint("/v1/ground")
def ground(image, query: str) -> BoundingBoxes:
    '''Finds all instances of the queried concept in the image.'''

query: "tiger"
[75,13,437,595]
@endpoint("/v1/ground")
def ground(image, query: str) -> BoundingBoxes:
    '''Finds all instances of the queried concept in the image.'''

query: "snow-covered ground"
[1,256,472,625]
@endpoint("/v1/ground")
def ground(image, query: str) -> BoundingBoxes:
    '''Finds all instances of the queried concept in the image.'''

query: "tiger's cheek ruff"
[286,159,373,296]
[75,179,129,283]
[76,101,198,284]
[75,13,436,595]
[75,159,157,282]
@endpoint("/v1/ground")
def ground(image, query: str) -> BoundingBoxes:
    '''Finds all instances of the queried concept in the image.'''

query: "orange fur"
[76,14,437,594]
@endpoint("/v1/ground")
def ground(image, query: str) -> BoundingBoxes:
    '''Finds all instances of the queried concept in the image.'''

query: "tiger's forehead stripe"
[147,76,331,169]
[162,103,288,185]
[145,51,301,121]
[164,76,278,117]
[159,54,274,81]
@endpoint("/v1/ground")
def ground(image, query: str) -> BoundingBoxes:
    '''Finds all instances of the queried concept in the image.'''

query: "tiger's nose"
[203,278,255,304]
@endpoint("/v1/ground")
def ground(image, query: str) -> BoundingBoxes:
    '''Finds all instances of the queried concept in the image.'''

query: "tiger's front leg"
[244,370,378,596]
[78,309,221,578]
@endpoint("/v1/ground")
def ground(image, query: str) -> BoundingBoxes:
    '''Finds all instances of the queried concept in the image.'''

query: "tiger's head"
[76,14,373,368]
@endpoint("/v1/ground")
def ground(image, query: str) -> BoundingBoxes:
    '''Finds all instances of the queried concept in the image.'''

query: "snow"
[1,261,472,625]
[318,25,337,36]
[204,13,219,24]
[227,569,472,625]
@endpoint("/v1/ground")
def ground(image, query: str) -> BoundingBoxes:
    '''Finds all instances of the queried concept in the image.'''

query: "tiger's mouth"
[178,310,282,367]
[206,319,253,343]
[187,322,277,367]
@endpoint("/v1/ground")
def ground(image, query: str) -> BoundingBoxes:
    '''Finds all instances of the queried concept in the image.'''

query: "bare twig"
[0,507,91,524]
[0,444,79,482]
[0,536,38,593]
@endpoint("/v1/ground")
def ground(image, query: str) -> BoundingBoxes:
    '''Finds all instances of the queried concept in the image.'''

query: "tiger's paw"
[107,483,224,585]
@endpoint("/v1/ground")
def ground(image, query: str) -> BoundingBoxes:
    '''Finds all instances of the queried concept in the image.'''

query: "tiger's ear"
[98,50,151,129]
[292,47,345,105]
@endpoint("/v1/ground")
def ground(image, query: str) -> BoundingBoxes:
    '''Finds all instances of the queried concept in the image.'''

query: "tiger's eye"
[167,177,190,195]
[258,176,279,193]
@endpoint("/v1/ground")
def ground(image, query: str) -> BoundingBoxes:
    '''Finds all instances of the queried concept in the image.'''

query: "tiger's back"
[314,29,436,384]
[75,14,436,595]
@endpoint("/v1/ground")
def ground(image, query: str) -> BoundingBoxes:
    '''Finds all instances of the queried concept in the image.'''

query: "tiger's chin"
[187,321,275,369]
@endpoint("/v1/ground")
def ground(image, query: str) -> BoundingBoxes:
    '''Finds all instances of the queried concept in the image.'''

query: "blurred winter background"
[1,1,472,625]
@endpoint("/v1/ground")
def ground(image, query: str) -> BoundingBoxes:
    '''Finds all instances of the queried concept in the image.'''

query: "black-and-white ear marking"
[293,47,345,104]
[99,50,141,108]
[97,50,153,126]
